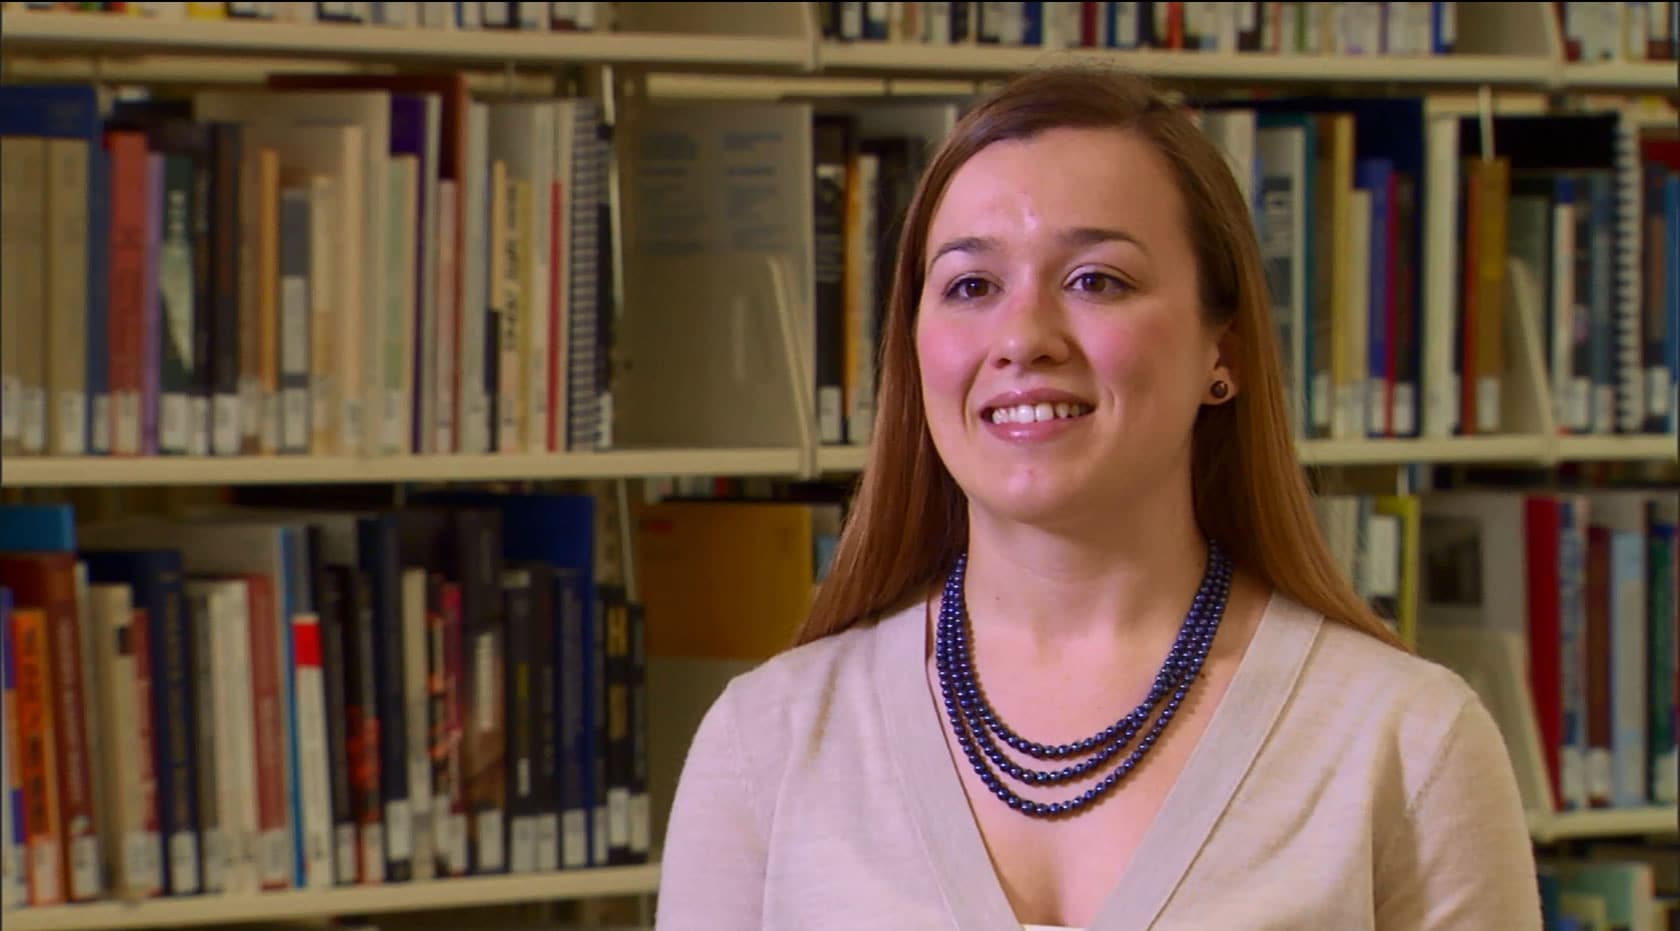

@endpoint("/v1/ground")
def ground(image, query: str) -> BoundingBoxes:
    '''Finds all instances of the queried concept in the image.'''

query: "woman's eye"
[1071,272,1127,294]
[945,277,993,301]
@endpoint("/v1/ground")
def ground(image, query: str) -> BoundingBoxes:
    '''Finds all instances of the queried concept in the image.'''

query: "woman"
[655,66,1541,930]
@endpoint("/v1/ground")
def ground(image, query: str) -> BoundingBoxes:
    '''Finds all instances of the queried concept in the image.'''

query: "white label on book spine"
[608,787,630,848]
[20,386,44,453]
[92,393,111,454]
[1649,368,1672,417]
[1593,385,1615,434]
[117,391,141,455]
[261,829,289,885]
[562,810,587,869]
[447,813,467,875]
[2,844,20,910]
[1392,384,1417,436]
[70,832,99,899]
[476,811,503,871]
[160,393,188,452]
[261,393,280,454]
[126,831,159,894]
[384,389,404,453]
[509,815,535,873]
[201,828,225,894]
[1568,378,1591,431]
[335,824,357,885]
[535,814,558,872]
[1560,747,1585,809]
[818,387,843,445]
[1,374,18,441]
[213,395,240,455]
[1310,372,1331,429]
[284,389,307,451]
[361,824,384,883]
[385,799,412,861]
[170,830,200,895]
[1366,378,1387,435]
[190,396,211,455]
[1476,377,1500,433]
[32,840,60,904]
[57,391,86,455]
[1587,748,1613,803]
[630,794,650,854]
[342,398,362,456]
[592,807,607,864]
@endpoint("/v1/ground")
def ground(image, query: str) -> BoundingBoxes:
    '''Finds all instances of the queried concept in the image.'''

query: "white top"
[654,591,1544,930]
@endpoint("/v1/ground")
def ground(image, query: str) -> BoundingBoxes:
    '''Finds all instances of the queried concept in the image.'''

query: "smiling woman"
[654,65,1544,931]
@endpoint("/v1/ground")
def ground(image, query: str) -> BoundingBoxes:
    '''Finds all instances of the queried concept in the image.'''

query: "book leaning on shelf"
[0,494,650,912]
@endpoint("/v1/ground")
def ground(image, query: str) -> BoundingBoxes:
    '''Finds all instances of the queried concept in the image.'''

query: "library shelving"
[2,864,660,931]
[1,2,1677,929]
[0,6,816,73]
[1,448,808,489]
[1527,806,1680,845]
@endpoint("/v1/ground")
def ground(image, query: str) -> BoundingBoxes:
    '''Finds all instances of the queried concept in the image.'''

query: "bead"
[935,542,1230,820]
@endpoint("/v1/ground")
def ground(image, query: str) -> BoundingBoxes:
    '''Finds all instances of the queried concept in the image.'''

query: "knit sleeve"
[653,680,769,931]
[1373,690,1544,931]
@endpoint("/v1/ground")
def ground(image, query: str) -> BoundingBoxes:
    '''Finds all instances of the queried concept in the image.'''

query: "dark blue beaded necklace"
[934,541,1232,820]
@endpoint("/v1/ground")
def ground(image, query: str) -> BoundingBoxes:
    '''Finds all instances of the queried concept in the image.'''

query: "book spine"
[627,597,649,864]
[502,569,534,873]
[45,139,89,458]
[554,567,588,869]
[315,565,357,885]
[530,567,558,872]
[188,586,224,894]
[243,576,290,890]
[107,131,150,457]
[11,608,62,907]
[279,187,313,454]
[0,588,22,910]
[127,607,163,897]
[209,123,244,457]
[357,517,410,882]
[151,561,200,897]
[292,612,335,889]
[344,568,385,884]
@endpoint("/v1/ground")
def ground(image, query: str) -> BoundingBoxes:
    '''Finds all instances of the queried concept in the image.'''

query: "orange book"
[10,606,61,907]
[0,554,98,902]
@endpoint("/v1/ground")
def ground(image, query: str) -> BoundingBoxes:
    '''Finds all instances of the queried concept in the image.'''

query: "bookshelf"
[2,864,660,931]
[0,7,815,73]
[1,448,807,488]
[0,1,1676,928]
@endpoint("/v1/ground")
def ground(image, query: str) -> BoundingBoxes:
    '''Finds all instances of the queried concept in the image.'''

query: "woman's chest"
[943,666,1233,929]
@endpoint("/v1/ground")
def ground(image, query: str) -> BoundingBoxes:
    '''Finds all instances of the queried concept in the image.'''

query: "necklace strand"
[934,542,1232,819]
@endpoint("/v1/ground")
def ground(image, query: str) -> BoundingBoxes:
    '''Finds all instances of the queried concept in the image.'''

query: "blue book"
[0,504,76,553]
[80,548,201,897]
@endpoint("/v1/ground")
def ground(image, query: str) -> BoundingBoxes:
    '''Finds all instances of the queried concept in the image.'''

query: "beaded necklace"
[933,541,1232,819]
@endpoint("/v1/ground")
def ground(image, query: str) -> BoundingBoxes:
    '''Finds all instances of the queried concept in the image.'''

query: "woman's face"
[914,125,1232,532]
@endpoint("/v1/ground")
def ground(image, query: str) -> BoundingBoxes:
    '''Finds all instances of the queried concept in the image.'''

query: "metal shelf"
[2,864,659,931]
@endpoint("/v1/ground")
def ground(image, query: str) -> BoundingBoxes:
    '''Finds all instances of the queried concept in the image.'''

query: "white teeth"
[987,402,1091,424]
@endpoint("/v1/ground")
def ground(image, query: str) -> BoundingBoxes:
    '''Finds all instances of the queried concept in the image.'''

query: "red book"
[104,129,150,456]
[0,555,99,902]
[1524,496,1563,811]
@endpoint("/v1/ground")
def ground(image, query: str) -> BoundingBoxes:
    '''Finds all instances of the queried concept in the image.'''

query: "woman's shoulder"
[1273,594,1484,748]
[706,597,924,748]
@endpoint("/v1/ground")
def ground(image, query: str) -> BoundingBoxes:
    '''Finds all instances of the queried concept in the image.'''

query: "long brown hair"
[795,65,1404,651]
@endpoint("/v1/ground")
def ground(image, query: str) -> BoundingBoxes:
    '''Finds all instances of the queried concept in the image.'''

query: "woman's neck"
[958,493,1211,658]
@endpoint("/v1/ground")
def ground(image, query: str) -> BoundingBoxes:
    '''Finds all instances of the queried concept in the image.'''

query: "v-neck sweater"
[653,591,1543,930]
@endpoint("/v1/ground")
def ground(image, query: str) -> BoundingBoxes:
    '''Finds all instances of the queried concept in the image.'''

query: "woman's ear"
[1204,328,1238,405]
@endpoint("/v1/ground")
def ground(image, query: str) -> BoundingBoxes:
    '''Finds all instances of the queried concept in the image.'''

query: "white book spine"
[527,104,556,454]
[460,103,491,455]
[291,614,334,889]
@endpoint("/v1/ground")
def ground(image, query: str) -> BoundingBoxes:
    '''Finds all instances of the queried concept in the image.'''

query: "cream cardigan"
[654,591,1543,930]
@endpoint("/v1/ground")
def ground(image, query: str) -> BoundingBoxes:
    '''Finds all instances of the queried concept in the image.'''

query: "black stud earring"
[1210,379,1229,400]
